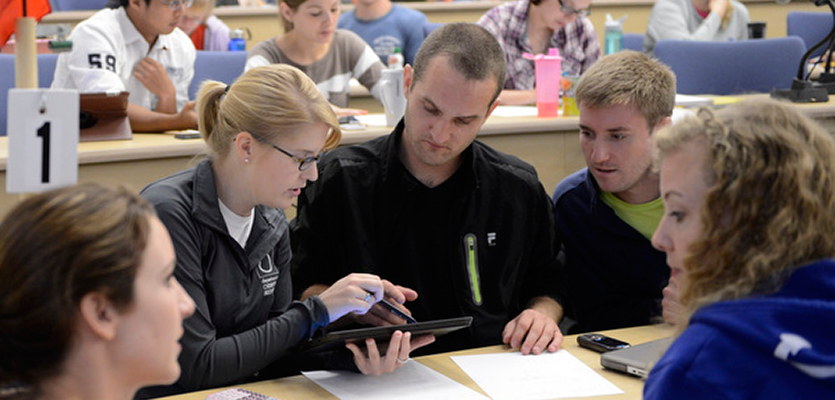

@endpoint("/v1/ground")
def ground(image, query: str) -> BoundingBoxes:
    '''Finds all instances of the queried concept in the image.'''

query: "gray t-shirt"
[246,29,384,107]
[644,0,750,55]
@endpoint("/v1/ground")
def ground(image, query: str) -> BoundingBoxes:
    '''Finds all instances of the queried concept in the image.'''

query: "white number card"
[6,89,79,193]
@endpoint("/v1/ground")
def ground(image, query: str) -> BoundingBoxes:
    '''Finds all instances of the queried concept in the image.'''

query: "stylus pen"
[379,298,418,324]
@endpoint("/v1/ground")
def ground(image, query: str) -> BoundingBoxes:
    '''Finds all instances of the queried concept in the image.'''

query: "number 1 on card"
[6,89,79,193]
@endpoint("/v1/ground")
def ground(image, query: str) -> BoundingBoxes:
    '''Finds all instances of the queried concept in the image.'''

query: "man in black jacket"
[291,23,567,356]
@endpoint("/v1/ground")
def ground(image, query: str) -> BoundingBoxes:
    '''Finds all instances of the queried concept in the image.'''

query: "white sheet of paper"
[302,361,489,400]
[490,106,540,118]
[451,350,623,400]
[355,113,389,127]
[674,94,714,108]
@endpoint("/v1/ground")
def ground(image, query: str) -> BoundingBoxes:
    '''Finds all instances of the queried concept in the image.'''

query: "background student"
[338,0,427,67]
[245,0,385,116]
[477,0,600,105]
[52,0,198,132]
[644,0,750,55]
[178,0,231,51]
[647,98,835,399]
[139,64,431,398]
[552,51,674,333]
[292,23,567,356]
[0,184,195,400]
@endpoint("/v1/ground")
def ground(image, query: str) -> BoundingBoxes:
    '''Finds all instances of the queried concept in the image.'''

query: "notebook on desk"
[600,337,673,378]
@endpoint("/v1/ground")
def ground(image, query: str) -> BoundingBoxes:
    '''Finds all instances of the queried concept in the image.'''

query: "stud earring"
[245,158,250,163]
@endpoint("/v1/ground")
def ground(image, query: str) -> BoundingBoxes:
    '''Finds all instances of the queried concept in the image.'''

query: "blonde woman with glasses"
[138,64,432,398]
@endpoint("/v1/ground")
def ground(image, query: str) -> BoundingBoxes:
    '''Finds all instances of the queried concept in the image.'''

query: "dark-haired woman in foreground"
[0,184,195,400]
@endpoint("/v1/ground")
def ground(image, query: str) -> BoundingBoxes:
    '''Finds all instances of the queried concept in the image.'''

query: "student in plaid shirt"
[477,0,600,105]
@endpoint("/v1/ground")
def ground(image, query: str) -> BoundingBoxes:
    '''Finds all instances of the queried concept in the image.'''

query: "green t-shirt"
[600,191,664,240]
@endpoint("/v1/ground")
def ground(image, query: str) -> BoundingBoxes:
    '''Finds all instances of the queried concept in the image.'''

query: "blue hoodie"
[645,259,835,399]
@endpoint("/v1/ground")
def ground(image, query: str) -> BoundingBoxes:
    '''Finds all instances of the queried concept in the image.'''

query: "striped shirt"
[477,0,601,90]
[246,29,384,107]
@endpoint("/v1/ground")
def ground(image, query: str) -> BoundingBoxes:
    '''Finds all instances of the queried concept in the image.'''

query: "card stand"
[79,91,132,142]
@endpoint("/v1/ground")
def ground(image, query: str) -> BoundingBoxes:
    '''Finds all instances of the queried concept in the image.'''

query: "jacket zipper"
[464,234,482,306]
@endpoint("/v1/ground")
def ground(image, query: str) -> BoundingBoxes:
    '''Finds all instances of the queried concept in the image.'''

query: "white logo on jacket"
[257,253,279,296]
[773,333,835,378]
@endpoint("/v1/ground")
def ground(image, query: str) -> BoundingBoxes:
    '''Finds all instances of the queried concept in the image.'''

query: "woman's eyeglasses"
[558,0,591,18]
[249,132,322,171]
[158,0,194,11]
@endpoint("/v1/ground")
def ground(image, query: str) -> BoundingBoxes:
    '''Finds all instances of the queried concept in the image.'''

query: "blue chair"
[38,53,59,88]
[423,22,444,38]
[1,55,14,137]
[653,37,805,95]
[189,51,247,100]
[1,53,60,137]
[623,33,644,52]
[787,11,834,60]
[49,0,108,11]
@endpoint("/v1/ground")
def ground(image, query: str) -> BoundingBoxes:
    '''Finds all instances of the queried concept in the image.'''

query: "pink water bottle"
[533,48,562,118]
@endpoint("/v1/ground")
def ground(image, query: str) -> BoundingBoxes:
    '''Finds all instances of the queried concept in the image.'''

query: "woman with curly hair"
[647,98,835,399]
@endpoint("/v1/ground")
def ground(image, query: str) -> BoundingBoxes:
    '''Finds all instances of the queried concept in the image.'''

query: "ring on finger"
[363,292,373,303]
[396,357,409,364]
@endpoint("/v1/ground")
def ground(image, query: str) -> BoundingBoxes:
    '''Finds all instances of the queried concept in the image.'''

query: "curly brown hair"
[654,98,835,326]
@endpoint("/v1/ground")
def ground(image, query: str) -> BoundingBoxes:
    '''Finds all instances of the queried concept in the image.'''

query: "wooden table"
[155,323,676,400]
[3,96,834,219]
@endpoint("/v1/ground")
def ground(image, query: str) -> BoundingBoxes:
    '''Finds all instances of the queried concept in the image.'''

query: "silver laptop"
[600,337,674,378]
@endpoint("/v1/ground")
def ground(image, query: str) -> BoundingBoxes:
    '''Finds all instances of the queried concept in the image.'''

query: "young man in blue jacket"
[552,50,675,333]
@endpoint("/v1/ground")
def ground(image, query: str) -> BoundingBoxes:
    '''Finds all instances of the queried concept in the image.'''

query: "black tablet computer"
[298,316,473,352]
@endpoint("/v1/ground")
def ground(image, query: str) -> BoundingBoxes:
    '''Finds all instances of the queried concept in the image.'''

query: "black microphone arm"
[771,0,834,103]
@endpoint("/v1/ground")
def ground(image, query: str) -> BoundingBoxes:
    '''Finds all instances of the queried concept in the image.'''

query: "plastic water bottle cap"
[605,13,628,28]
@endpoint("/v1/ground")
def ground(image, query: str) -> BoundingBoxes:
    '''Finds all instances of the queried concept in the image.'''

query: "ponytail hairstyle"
[196,64,341,158]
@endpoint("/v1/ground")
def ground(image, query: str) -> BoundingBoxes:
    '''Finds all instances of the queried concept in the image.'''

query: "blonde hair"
[653,98,835,327]
[196,64,341,158]
[575,50,676,129]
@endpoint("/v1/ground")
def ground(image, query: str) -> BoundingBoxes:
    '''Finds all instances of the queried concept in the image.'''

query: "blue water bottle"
[604,14,624,55]
[228,29,247,52]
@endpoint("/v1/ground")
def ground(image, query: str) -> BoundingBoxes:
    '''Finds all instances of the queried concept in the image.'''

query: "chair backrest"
[1,53,59,137]
[1,54,14,137]
[49,0,108,11]
[38,53,59,88]
[189,51,247,100]
[787,11,833,60]
[653,37,805,95]
[623,33,644,52]
[423,22,444,38]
